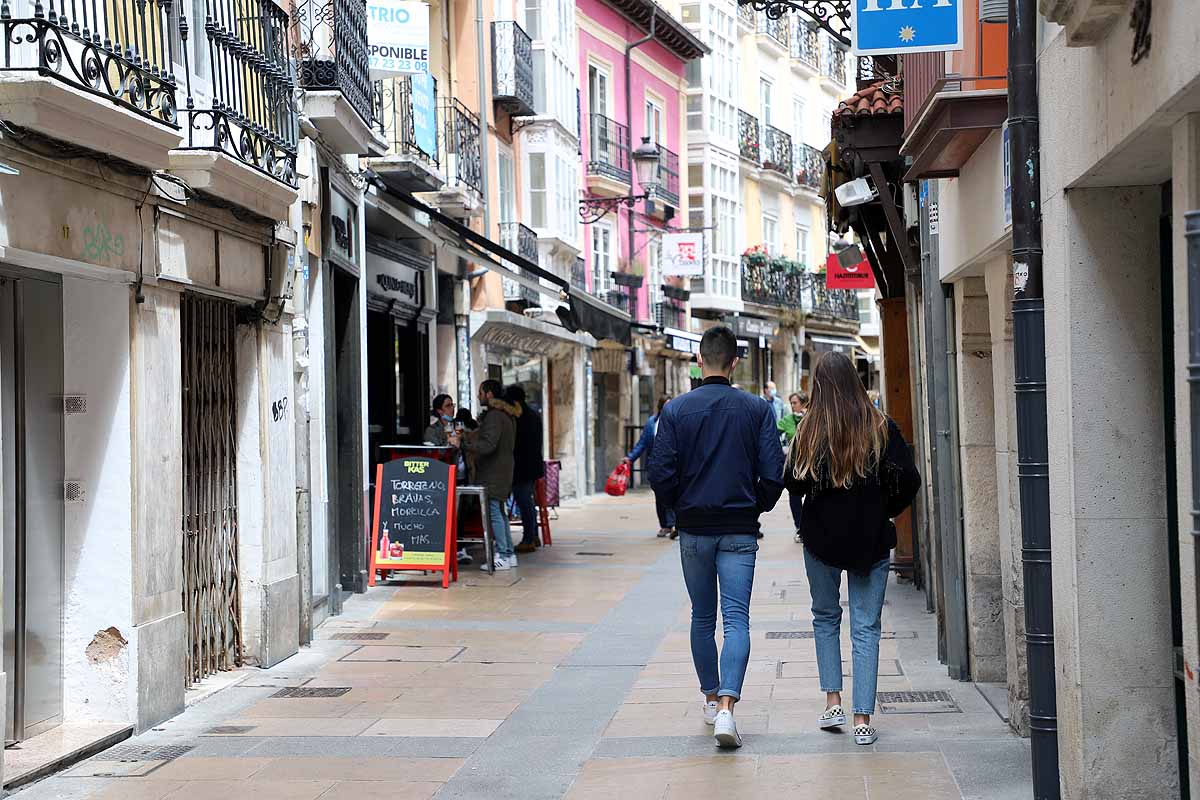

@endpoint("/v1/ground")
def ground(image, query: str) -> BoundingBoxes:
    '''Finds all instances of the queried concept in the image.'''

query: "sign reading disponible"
[367,0,430,77]
[370,457,457,587]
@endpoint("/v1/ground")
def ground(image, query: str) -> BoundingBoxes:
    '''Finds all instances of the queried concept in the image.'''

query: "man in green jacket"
[463,379,520,570]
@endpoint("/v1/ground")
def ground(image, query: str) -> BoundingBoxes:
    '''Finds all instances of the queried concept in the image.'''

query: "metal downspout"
[1008,0,1059,794]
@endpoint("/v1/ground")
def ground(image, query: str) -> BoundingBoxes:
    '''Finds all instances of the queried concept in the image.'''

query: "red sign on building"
[825,251,875,290]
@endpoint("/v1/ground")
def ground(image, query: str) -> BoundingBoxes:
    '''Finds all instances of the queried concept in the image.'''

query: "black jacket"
[648,377,785,534]
[785,418,921,573]
[512,402,545,483]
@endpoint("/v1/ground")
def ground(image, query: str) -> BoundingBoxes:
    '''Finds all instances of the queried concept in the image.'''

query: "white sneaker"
[713,709,742,748]
[853,723,878,745]
[507,553,518,567]
[702,699,719,726]
[480,558,511,571]
[818,705,847,729]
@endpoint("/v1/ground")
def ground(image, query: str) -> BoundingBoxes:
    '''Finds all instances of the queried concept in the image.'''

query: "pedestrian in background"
[763,380,785,421]
[650,326,785,749]
[623,395,675,538]
[506,384,546,555]
[463,379,520,571]
[777,391,808,542]
[422,393,456,446]
[785,351,920,746]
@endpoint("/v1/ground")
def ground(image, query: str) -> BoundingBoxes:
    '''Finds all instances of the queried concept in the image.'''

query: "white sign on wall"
[368,0,430,78]
[662,232,704,277]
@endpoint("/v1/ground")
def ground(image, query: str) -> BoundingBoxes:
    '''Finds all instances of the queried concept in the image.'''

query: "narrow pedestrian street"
[15,493,1031,800]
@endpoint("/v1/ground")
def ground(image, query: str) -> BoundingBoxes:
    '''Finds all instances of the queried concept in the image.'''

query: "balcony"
[653,299,686,330]
[756,12,790,53]
[822,42,849,89]
[901,75,1008,181]
[422,98,483,218]
[572,257,587,289]
[0,0,185,169]
[652,144,680,209]
[737,3,756,30]
[604,288,632,315]
[492,21,535,118]
[500,222,540,309]
[294,0,384,155]
[761,125,793,180]
[171,0,299,220]
[803,271,859,322]
[372,75,444,193]
[738,110,760,164]
[790,21,820,75]
[796,143,823,192]
[740,257,859,323]
[586,113,631,195]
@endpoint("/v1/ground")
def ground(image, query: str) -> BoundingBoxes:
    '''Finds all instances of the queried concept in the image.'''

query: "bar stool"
[455,485,496,574]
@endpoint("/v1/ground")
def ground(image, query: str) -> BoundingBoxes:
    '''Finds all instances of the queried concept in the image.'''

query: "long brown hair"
[788,351,886,488]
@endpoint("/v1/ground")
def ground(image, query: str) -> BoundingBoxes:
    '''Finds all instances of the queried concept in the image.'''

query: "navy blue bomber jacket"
[648,377,786,534]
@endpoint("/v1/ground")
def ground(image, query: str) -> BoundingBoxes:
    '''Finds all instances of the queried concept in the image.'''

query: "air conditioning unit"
[980,0,1007,22]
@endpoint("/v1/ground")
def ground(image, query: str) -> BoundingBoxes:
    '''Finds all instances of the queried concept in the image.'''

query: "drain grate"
[881,631,917,640]
[271,687,352,698]
[575,551,613,556]
[766,631,814,639]
[878,690,960,714]
[205,725,256,734]
[330,632,389,641]
[102,744,193,763]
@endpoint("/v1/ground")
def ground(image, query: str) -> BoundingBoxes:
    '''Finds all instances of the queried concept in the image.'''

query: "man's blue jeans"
[488,498,514,558]
[803,549,890,715]
[679,533,758,700]
[512,480,539,545]
[655,494,676,530]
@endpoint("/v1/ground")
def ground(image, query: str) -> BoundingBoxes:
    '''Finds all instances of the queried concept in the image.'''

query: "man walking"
[507,384,545,555]
[463,379,520,571]
[763,380,785,421]
[623,395,675,538]
[649,327,785,748]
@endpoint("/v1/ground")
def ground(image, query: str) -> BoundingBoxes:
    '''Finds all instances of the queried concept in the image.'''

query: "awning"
[663,327,751,358]
[471,309,591,358]
[382,186,632,346]
[809,334,863,354]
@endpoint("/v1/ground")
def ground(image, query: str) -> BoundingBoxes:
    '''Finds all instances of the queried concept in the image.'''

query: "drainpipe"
[626,7,657,321]
[1007,0,1059,795]
[1187,209,1200,798]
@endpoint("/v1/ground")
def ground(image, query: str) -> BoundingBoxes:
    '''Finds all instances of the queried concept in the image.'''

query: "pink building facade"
[576,0,701,325]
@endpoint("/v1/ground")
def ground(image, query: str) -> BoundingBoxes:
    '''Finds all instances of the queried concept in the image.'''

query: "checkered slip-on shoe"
[818,705,846,729]
[853,724,878,745]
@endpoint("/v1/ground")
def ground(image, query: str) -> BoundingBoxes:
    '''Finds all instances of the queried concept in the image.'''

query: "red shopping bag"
[604,462,630,497]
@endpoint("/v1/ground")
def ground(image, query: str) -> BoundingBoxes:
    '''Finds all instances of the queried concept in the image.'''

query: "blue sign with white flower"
[850,0,964,56]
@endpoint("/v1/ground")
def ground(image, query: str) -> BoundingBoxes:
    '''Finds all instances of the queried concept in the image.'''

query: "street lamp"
[579,136,663,224]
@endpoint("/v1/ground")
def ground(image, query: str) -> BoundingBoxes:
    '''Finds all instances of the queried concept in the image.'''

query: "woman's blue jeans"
[803,549,890,715]
[679,532,758,700]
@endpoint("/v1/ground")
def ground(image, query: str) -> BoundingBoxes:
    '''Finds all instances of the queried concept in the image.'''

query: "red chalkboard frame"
[368,459,458,589]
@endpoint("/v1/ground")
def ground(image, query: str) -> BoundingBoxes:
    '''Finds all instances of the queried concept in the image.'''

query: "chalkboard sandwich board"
[369,457,458,588]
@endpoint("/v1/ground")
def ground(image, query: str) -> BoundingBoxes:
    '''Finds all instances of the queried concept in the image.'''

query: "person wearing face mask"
[763,381,785,423]
[423,394,457,446]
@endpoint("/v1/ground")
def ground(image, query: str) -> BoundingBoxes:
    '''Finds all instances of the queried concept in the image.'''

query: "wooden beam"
[869,161,916,275]
[879,296,915,573]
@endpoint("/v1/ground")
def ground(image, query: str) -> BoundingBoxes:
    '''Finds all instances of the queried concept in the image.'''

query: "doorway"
[592,375,606,493]
[330,268,365,595]
[0,270,64,743]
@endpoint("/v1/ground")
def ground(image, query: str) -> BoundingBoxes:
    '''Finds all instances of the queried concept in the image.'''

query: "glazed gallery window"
[591,223,613,293]
[763,213,779,254]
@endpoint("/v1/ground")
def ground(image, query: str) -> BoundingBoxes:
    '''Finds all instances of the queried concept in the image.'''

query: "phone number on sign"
[370,57,429,73]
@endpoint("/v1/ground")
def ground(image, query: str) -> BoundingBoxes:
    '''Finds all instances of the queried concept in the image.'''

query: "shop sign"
[664,327,701,355]
[662,232,704,277]
[369,457,456,588]
[368,0,430,77]
[476,325,564,354]
[733,316,778,339]
[825,249,875,290]
[367,250,422,307]
[851,0,964,56]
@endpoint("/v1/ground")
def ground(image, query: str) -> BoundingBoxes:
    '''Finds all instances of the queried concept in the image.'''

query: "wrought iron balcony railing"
[294,0,374,127]
[737,2,755,28]
[500,221,539,264]
[740,258,858,322]
[823,41,848,86]
[0,0,180,126]
[572,257,587,289]
[653,144,680,207]
[738,109,760,163]
[796,143,823,191]
[587,113,631,184]
[374,75,439,165]
[442,98,483,194]
[790,21,820,70]
[756,12,789,49]
[805,271,859,320]
[762,125,792,179]
[653,299,685,330]
[182,0,298,185]
[492,20,534,117]
[604,287,631,314]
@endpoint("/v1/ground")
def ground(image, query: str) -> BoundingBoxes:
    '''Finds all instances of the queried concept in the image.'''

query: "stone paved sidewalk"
[14,492,1032,799]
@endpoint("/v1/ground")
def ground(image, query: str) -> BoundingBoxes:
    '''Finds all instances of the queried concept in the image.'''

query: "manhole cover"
[205,725,256,734]
[102,744,193,763]
[575,552,613,556]
[878,690,960,714]
[330,632,389,641]
[766,631,814,639]
[271,687,352,698]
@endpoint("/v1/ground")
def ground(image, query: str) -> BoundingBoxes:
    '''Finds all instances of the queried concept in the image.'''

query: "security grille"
[575,552,614,556]
[766,631,814,639]
[330,632,390,640]
[271,687,353,698]
[102,744,195,763]
[877,690,960,714]
[181,294,243,685]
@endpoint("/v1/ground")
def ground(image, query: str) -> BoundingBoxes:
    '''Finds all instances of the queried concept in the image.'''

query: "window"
[648,239,663,307]
[588,63,610,117]
[523,0,540,36]
[857,291,874,319]
[759,77,773,127]
[592,223,613,293]
[763,213,779,254]
[529,153,547,228]
[645,98,664,144]
[795,225,808,264]
[680,2,699,22]
[792,97,806,149]
[532,49,546,113]
[498,149,516,223]
[687,93,702,132]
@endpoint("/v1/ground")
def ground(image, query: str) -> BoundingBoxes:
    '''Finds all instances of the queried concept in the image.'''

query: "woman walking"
[784,352,920,745]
